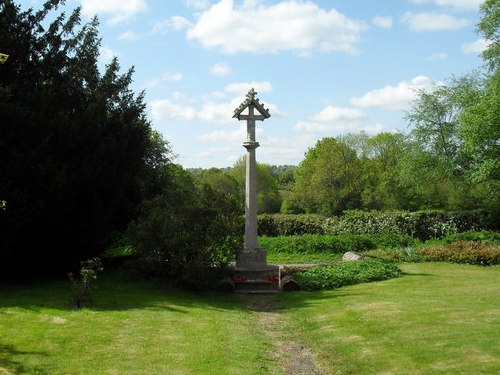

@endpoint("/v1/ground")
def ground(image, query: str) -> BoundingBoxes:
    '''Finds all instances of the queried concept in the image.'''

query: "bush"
[439,230,500,245]
[259,234,376,255]
[258,214,326,236]
[125,165,243,289]
[294,259,402,291]
[68,258,103,309]
[259,211,498,241]
[420,241,500,266]
[364,233,419,249]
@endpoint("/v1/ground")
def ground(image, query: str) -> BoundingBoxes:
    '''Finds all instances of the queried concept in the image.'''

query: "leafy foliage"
[293,259,402,291]
[0,1,165,277]
[324,210,497,240]
[293,138,362,215]
[260,234,376,255]
[125,165,243,288]
[258,213,326,236]
[478,0,500,71]
[229,158,282,214]
[420,241,500,266]
[439,230,500,245]
[67,257,103,309]
[258,211,497,241]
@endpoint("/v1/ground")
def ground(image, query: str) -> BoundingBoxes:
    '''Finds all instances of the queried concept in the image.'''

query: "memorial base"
[230,247,280,293]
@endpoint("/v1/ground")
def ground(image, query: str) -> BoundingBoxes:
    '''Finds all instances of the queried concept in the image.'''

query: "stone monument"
[231,88,280,293]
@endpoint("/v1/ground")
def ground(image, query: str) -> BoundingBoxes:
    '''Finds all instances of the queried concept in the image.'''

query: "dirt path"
[247,296,326,375]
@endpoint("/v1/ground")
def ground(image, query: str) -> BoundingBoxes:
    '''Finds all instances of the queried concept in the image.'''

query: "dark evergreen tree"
[0,1,165,277]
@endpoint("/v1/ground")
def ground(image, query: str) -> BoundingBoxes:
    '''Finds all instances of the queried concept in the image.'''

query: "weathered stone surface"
[236,247,267,269]
[281,275,300,292]
[218,276,235,293]
[342,251,364,262]
[232,265,280,293]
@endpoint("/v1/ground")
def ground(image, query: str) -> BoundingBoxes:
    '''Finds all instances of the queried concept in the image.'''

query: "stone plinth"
[232,264,280,294]
[236,247,266,269]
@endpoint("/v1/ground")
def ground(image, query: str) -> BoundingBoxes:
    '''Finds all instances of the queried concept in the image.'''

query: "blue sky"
[21,0,488,168]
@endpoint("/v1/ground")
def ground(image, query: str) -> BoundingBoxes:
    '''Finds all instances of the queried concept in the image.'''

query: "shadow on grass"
[245,290,365,313]
[0,270,351,315]
[0,343,49,375]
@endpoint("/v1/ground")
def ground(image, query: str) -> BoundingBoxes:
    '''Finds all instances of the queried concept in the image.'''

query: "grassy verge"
[0,273,280,375]
[276,263,500,374]
[1,263,499,374]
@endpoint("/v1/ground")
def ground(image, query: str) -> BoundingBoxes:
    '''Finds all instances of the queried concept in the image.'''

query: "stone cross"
[233,88,270,268]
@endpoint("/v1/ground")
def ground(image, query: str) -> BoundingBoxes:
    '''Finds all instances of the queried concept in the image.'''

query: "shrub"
[125,166,243,289]
[270,210,498,241]
[440,230,500,245]
[294,259,402,291]
[420,241,500,266]
[68,258,103,309]
[259,234,376,255]
[364,233,419,249]
[258,214,326,236]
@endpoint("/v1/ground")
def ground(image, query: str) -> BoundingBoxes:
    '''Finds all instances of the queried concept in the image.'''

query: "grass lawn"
[276,263,500,374]
[1,263,499,374]
[0,274,280,375]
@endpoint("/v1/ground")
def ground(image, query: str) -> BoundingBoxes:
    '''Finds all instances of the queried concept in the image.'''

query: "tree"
[229,157,282,214]
[458,71,500,210]
[478,0,500,71]
[402,74,484,209]
[361,132,408,210]
[126,164,242,288]
[0,1,161,277]
[194,168,240,202]
[293,138,362,215]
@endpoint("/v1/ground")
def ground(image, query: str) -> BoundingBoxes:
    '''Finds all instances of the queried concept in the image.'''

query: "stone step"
[232,264,280,294]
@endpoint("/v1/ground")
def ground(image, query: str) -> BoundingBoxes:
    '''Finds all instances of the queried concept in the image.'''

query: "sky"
[20,0,489,168]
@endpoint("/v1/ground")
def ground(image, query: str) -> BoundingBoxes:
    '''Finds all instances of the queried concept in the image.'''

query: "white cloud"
[210,62,231,77]
[225,81,272,95]
[372,16,393,29]
[402,12,469,31]
[199,124,249,142]
[118,31,140,41]
[184,0,366,54]
[149,81,279,127]
[153,16,193,33]
[144,72,183,90]
[185,0,212,10]
[170,16,193,31]
[150,99,197,122]
[99,46,118,63]
[310,106,365,122]
[462,38,490,54]
[294,105,367,134]
[81,0,147,25]
[408,0,481,10]
[294,120,385,135]
[426,52,448,61]
[351,76,435,111]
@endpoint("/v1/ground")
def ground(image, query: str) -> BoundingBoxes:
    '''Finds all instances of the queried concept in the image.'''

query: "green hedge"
[260,234,376,255]
[258,214,326,236]
[258,210,498,240]
[293,259,402,291]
